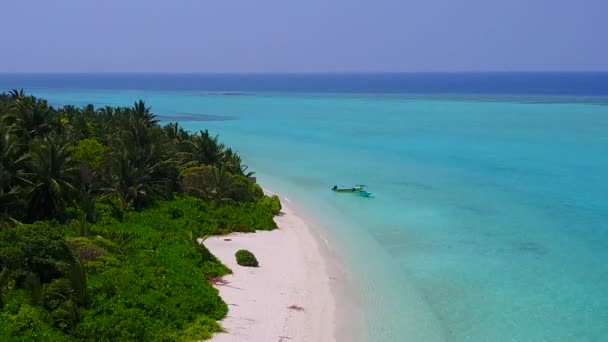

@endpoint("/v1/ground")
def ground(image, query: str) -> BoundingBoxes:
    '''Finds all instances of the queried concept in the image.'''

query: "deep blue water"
[2,72,608,96]
[2,73,608,341]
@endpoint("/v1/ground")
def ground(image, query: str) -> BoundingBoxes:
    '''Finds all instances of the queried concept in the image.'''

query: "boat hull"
[333,187,365,193]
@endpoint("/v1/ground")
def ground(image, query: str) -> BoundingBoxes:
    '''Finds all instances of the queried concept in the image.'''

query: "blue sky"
[1,0,606,72]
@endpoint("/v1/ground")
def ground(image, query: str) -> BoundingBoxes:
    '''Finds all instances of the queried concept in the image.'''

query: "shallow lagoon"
[13,77,608,341]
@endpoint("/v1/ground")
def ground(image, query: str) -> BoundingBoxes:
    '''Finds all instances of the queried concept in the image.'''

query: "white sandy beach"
[204,201,337,342]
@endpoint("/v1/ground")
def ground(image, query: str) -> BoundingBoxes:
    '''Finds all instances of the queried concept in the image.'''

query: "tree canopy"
[0,91,280,341]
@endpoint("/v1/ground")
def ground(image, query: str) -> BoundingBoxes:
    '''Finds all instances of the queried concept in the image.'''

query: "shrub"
[1,197,246,341]
[90,236,119,253]
[82,255,122,275]
[0,222,75,283]
[72,197,231,341]
[69,138,107,168]
[43,279,72,311]
[0,303,69,341]
[180,166,263,204]
[260,195,282,215]
[67,237,108,261]
[235,250,258,267]
[228,175,264,203]
[177,315,223,341]
[213,199,278,233]
[49,299,79,331]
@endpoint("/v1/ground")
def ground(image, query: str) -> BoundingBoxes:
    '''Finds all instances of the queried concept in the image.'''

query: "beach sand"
[204,202,338,342]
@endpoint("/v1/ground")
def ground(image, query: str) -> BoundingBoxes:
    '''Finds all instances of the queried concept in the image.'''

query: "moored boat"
[331,185,365,192]
[331,184,372,197]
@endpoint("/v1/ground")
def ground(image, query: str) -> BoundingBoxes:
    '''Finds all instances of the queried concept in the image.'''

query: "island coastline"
[205,193,363,342]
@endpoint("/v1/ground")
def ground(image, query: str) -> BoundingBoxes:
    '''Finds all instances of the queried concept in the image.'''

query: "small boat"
[331,185,365,193]
[331,184,372,197]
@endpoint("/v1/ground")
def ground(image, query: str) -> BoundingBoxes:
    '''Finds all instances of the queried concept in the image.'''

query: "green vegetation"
[260,195,282,215]
[235,250,259,267]
[69,138,107,168]
[0,91,280,340]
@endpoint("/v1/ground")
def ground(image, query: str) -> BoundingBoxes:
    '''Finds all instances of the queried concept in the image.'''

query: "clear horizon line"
[1,70,608,75]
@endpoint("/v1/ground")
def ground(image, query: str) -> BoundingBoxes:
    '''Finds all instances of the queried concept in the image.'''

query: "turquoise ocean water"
[3,74,608,341]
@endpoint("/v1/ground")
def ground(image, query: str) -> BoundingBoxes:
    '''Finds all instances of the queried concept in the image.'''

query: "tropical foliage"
[235,249,259,267]
[0,91,279,340]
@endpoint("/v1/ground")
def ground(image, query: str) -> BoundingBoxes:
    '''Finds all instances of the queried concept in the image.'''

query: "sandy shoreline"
[205,200,339,342]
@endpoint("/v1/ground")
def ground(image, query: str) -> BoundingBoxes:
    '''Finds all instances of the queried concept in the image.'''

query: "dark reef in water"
[157,112,235,122]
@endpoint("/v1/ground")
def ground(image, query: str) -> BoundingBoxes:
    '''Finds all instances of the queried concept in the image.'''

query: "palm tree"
[101,150,164,211]
[92,106,119,144]
[181,164,234,204]
[164,122,190,144]
[208,165,235,203]
[187,130,225,166]
[129,100,158,127]
[0,124,30,188]
[0,267,10,308]
[60,105,89,140]
[0,124,31,224]
[164,122,192,165]
[0,97,15,126]
[0,187,25,227]
[120,112,155,151]
[9,92,55,139]
[27,136,78,221]
[222,148,255,177]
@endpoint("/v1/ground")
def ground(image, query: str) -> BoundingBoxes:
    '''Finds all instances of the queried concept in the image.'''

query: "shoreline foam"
[205,199,343,342]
